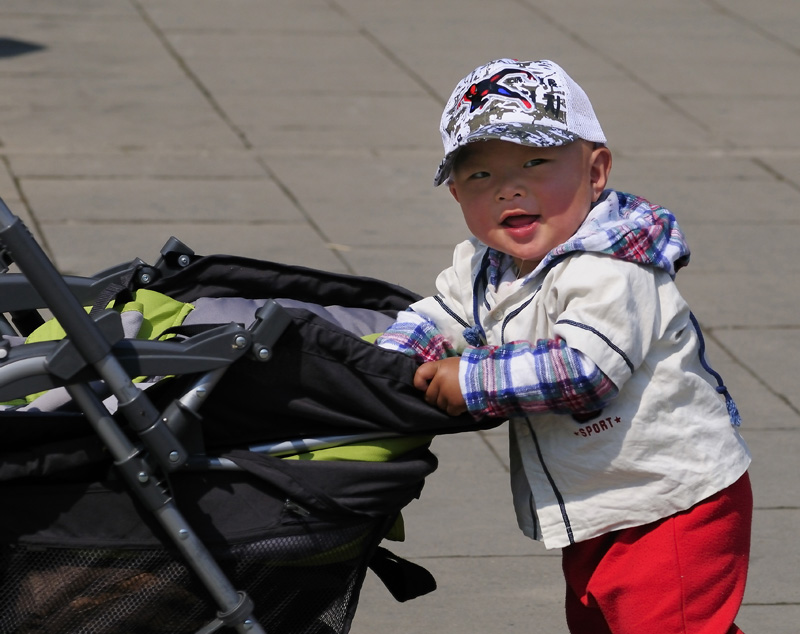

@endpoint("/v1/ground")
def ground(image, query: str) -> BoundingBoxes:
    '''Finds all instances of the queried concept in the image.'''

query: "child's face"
[448,139,611,276]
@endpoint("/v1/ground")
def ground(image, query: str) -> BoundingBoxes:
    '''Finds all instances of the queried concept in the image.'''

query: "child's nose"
[496,179,527,201]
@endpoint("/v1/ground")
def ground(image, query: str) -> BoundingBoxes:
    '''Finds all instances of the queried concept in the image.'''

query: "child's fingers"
[413,361,438,392]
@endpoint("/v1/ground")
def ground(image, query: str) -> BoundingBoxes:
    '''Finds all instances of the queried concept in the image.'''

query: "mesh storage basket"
[0,517,384,634]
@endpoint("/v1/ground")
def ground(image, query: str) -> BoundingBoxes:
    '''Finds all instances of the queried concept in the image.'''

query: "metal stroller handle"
[0,197,188,472]
[0,198,267,634]
[67,382,266,634]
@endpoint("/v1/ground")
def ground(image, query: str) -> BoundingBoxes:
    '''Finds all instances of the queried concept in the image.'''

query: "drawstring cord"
[689,312,742,427]
[462,325,485,347]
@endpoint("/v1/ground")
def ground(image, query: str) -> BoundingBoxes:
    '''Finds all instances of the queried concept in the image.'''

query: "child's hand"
[413,358,467,416]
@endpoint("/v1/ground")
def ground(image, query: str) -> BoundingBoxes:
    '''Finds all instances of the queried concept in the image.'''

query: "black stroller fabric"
[0,252,502,633]
[144,254,498,449]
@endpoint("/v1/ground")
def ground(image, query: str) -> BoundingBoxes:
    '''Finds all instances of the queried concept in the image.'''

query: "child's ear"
[589,145,612,201]
[448,181,461,203]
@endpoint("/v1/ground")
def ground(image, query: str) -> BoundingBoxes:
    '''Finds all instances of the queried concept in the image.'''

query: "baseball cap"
[434,59,606,186]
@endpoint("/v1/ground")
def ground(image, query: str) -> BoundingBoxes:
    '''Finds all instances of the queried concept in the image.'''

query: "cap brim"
[433,153,456,187]
[433,123,579,187]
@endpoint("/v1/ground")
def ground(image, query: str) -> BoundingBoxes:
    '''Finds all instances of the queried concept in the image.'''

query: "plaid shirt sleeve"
[461,337,619,420]
[376,310,458,363]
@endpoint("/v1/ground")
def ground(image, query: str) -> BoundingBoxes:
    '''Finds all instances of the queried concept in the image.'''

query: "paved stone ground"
[0,1,798,632]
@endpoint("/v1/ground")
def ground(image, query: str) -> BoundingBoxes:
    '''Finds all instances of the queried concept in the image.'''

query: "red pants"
[562,472,752,634]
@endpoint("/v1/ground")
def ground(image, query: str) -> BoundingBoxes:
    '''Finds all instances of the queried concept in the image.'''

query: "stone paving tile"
[22,178,302,223]
[7,151,266,179]
[140,0,356,33]
[353,555,567,634]
[716,328,800,415]
[42,221,346,276]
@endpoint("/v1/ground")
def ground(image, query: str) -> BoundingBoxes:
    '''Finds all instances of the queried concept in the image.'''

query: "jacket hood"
[536,189,691,279]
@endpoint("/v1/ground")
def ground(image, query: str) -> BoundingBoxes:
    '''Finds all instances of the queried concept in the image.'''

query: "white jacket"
[405,191,751,548]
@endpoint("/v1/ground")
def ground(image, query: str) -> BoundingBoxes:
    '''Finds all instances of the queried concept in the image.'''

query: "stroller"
[0,197,501,633]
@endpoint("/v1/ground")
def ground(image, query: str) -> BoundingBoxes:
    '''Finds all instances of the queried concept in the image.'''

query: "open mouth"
[502,214,538,229]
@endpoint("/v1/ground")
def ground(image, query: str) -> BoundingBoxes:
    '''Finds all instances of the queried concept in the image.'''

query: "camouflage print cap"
[434,59,606,186]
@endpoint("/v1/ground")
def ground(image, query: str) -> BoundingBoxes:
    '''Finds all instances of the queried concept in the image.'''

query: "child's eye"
[468,171,490,180]
[524,158,547,168]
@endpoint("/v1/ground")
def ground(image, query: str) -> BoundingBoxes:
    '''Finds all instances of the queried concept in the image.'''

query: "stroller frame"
[0,196,295,634]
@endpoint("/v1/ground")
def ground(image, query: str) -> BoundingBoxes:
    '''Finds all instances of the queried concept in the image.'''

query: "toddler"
[378,59,752,634]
